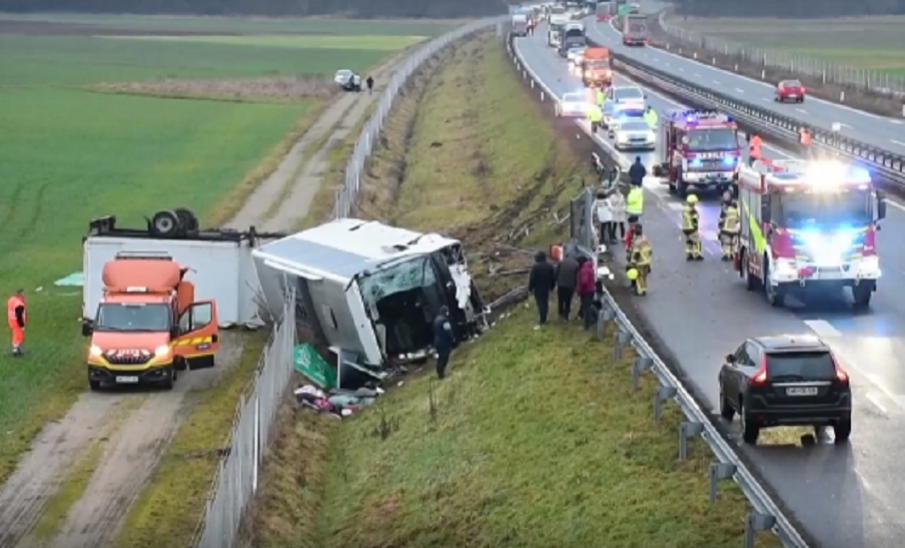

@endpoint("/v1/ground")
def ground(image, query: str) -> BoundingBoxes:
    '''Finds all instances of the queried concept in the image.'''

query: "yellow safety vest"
[597,90,605,105]
[588,104,603,122]
[722,207,740,234]
[631,236,652,266]
[644,110,658,128]
[626,187,644,216]
[682,205,698,232]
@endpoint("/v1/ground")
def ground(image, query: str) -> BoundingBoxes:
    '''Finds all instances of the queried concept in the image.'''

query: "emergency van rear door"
[174,300,220,370]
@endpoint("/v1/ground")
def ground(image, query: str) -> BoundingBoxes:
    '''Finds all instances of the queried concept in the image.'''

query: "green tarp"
[293,343,336,389]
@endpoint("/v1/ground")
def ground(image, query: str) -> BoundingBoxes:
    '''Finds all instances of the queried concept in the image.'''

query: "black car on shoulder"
[718,335,852,445]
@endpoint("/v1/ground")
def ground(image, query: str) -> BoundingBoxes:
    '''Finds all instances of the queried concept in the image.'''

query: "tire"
[719,390,735,421]
[742,250,757,291]
[150,210,182,238]
[89,379,101,392]
[834,419,852,443]
[740,399,760,444]
[852,284,872,309]
[160,368,175,390]
[764,259,785,307]
[174,207,199,233]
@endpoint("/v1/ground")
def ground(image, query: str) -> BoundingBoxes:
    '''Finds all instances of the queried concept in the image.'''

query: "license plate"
[817,267,843,279]
[786,387,818,396]
[788,94,798,97]
[115,376,139,384]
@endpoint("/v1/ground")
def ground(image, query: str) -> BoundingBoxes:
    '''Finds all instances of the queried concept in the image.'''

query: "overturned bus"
[254,219,487,387]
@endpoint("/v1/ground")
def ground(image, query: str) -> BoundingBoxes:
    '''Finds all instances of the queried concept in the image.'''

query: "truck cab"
[82,252,220,391]
[653,109,741,197]
[558,22,586,57]
[581,47,612,87]
[735,159,886,309]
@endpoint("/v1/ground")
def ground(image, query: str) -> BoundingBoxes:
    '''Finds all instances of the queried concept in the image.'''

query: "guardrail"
[333,16,508,219]
[656,10,905,99]
[507,32,809,548]
[607,49,905,189]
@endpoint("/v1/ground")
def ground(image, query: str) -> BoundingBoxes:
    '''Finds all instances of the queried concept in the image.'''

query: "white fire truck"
[735,158,887,309]
[652,110,741,197]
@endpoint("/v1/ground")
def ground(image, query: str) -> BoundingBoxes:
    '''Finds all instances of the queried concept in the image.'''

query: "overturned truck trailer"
[254,219,487,387]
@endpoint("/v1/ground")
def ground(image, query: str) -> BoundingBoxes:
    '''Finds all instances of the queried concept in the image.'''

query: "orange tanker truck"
[581,47,613,88]
[81,251,220,391]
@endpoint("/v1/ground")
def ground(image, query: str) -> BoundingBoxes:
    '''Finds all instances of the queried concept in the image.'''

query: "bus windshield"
[685,128,737,151]
[777,190,871,228]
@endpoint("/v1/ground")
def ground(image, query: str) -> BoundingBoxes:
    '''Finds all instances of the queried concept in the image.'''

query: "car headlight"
[774,258,797,277]
[90,345,103,357]
[647,131,656,142]
[155,345,171,358]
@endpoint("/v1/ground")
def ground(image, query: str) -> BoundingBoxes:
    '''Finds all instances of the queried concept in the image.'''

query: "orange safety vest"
[749,136,762,157]
[800,129,811,146]
[7,295,25,326]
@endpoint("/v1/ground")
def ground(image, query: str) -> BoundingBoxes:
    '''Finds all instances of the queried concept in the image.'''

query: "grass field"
[247,34,782,548]
[0,16,426,486]
[670,16,905,75]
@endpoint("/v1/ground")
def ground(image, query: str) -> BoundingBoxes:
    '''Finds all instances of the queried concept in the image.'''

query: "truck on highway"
[596,1,612,20]
[548,14,569,48]
[735,159,887,309]
[652,109,741,197]
[622,13,648,45]
[82,251,221,391]
[581,47,612,87]
[558,22,586,57]
[512,13,529,37]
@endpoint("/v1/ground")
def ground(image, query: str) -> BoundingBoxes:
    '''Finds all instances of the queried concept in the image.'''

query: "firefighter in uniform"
[682,194,704,261]
[626,223,653,295]
[718,199,740,261]
[7,289,26,356]
[588,101,603,134]
[720,189,733,215]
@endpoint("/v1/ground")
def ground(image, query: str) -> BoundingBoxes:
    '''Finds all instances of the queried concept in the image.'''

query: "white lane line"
[803,319,842,338]
[892,120,903,125]
[795,108,808,115]
[890,139,905,147]
[712,79,720,85]
[866,392,889,415]
[666,201,684,211]
[693,72,701,78]
[734,88,745,94]
[664,62,670,67]
[678,67,685,72]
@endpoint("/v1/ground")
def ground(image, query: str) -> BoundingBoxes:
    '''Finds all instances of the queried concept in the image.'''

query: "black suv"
[718,335,852,444]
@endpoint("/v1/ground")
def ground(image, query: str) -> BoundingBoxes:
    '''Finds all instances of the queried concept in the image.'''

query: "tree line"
[0,0,517,17]
[673,0,905,17]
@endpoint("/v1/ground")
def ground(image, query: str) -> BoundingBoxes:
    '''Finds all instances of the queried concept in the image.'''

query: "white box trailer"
[82,215,277,327]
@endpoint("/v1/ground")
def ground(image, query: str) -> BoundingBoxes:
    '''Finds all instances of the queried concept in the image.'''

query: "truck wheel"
[150,210,182,238]
[174,207,199,233]
[763,261,785,307]
[160,368,175,390]
[852,284,872,309]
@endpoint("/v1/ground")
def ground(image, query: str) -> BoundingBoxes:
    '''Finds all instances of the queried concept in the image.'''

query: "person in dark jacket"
[555,254,579,320]
[366,75,374,94]
[528,251,556,327]
[432,305,454,379]
[576,258,597,330]
[628,156,646,187]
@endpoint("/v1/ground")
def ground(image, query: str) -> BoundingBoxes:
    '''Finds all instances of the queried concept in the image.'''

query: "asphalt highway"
[516,24,905,548]
[587,16,905,153]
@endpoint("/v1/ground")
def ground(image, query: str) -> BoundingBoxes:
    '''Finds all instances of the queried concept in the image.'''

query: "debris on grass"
[94,75,336,103]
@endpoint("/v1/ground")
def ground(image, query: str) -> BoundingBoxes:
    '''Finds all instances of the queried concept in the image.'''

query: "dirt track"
[0,42,410,547]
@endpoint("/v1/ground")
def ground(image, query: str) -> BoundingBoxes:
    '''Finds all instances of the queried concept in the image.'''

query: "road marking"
[892,120,903,125]
[890,139,905,147]
[795,108,808,114]
[678,67,685,72]
[734,88,744,94]
[803,319,842,339]
[712,79,720,85]
[666,201,684,211]
[664,62,670,67]
[693,72,701,78]
[866,392,888,414]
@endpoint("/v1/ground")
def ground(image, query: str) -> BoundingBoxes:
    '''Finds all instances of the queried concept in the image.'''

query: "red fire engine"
[735,158,887,309]
[652,110,741,197]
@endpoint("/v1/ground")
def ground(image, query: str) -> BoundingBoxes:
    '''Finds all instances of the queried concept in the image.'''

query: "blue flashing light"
[722,156,736,166]
[689,158,703,168]
[850,166,870,183]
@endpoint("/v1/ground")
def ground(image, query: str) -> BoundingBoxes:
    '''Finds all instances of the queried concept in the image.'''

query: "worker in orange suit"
[748,133,762,166]
[7,289,26,356]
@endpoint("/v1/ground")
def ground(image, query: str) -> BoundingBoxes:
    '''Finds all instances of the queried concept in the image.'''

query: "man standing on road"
[432,305,454,379]
[588,101,603,134]
[748,132,762,166]
[643,106,658,129]
[7,289,25,357]
[555,253,579,321]
[628,156,646,188]
[798,126,812,157]
[366,76,374,94]
[528,251,556,328]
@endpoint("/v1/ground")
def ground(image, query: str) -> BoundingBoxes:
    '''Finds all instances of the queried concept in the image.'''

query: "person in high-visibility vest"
[798,126,812,157]
[643,106,658,128]
[588,102,603,133]
[748,133,762,166]
[682,194,703,261]
[718,199,740,261]
[596,88,605,106]
[7,289,26,356]
[626,223,653,295]
[624,180,644,251]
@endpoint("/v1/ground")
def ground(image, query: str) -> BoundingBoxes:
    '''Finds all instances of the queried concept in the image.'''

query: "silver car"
[334,69,362,92]
[613,119,656,151]
[555,92,587,117]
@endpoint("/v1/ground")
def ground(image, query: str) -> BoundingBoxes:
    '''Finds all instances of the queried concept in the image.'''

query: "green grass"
[114,332,267,548]
[672,16,905,75]
[248,34,782,548]
[0,17,419,488]
[0,12,461,36]
[98,34,427,50]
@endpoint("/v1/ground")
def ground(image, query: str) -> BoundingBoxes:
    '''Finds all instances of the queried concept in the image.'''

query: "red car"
[775,79,806,103]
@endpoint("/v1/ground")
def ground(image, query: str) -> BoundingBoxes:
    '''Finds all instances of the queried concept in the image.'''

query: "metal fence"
[333,16,507,219]
[656,11,905,97]
[192,290,296,548]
